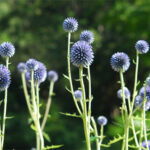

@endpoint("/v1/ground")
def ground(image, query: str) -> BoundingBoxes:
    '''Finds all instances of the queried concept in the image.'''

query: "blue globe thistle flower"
[135,40,149,54]
[63,17,78,32]
[147,77,150,86]
[71,41,94,68]
[17,62,27,73]
[134,95,143,108]
[80,30,94,44]
[34,61,47,83]
[139,86,150,101]
[141,140,150,149]
[74,90,82,100]
[145,101,150,111]
[117,87,130,99]
[97,116,107,126]
[0,65,11,91]
[26,59,38,71]
[47,70,58,82]
[0,42,15,58]
[110,52,130,72]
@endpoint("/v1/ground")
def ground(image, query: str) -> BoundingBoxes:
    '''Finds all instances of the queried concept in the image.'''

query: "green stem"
[35,82,40,150]
[31,71,44,149]
[91,117,100,150]
[87,66,92,117]
[99,125,104,150]
[79,66,91,150]
[41,81,54,131]
[120,70,129,150]
[1,57,9,149]
[67,32,82,115]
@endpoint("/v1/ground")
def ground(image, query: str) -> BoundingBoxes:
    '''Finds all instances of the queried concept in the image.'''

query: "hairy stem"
[79,66,91,150]
[1,57,9,149]
[41,81,54,130]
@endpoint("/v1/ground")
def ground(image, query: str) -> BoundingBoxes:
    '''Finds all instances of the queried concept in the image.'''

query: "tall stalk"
[1,57,9,149]
[79,66,91,150]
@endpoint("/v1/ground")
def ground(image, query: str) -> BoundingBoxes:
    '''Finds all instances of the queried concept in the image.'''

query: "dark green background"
[0,0,150,149]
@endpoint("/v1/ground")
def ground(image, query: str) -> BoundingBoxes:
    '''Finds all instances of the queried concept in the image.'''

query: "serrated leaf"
[43,145,63,149]
[108,134,123,145]
[128,144,139,149]
[63,74,69,80]
[43,131,51,142]
[101,144,110,148]
[60,112,81,118]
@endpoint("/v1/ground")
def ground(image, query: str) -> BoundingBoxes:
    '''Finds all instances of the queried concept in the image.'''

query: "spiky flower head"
[34,61,47,83]
[71,41,94,68]
[97,116,107,126]
[26,59,38,71]
[63,17,78,32]
[47,70,58,82]
[117,87,130,99]
[139,86,150,101]
[0,65,11,91]
[135,40,149,54]
[141,140,150,149]
[17,62,27,73]
[80,30,94,44]
[0,42,15,58]
[74,90,82,100]
[110,52,130,72]
[134,95,143,108]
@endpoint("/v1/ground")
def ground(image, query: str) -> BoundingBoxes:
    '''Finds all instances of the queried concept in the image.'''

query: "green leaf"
[43,145,63,149]
[65,86,71,93]
[63,74,69,80]
[101,144,110,148]
[90,136,99,142]
[30,124,37,132]
[43,131,51,142]
[5,116,14,120]
[0,100,3,106]
[60,112,81,118]
[108,134,124,145]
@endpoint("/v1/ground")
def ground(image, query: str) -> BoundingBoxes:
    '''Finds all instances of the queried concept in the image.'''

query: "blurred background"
[1,0,150,149]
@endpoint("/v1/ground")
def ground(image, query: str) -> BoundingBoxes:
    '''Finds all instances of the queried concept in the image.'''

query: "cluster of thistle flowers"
[17,59,58,150]
[0,42,15,150]
[111,40,150,149]
[63,17,107,150]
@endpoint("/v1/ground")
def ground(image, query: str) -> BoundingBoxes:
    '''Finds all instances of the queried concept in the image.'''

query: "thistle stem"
[99,125,104,150]
[41,81,54,131]
[120,70,129,150]
[79,66,91,150]
[67,32,82,115]
[1,57,9,149]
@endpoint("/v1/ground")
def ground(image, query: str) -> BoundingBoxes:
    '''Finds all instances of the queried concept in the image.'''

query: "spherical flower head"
[71,41,94,68]
[117,87,130,99]
[141,140,150,149]
[47,70,58,82]
[74,90,82,100]
[139,86,150,101]
[17,62,27,73]
[0,42,15,58]
[110,52,130,72]
[80,30,94,44]
[26,59,38,71]
[34,61,47,83]
[135,40,149,54]
[134,95,143,108]
[63,17,78,32]
[0,65,11,91]
[147,77,150,86]
[97,116,107,126]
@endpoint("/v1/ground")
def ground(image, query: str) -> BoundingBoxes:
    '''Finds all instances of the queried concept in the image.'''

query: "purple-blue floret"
[110,52,130,72]
[0,65,11,91]
[71,41,94,68]
[17,62,27,73]
[74,90,82,100]
[0,42,15,58]
[97,116,107,126]
[63,17,78,32]
[80,30,94,44]
[135,40,149,54]
[47,70,58,82]
[26,59,38,71]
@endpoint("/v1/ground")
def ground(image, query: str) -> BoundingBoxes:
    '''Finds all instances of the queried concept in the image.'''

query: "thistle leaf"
[43,131,51,142]
[108,134,123,145]
[43,145,63,149]
[60,112,81,118]
[63,74,69,80]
